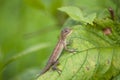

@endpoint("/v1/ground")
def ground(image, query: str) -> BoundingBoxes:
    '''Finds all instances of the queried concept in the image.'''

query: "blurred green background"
[0,0,79,80]
[0,0,119,80]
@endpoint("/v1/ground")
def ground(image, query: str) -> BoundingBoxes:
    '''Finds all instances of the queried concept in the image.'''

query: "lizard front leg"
[64,39,78,53]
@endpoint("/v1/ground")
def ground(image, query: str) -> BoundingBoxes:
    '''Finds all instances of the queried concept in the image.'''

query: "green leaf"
[37,24,120,80]
[84,13,96,25]
[58,6,84,21]
[58,6,96,25]
[0,43,49,73]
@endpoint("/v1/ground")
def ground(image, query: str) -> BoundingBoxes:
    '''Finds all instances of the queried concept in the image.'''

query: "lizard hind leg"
[52,60,62,75]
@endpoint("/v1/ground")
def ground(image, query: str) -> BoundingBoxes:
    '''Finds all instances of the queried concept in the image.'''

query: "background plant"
[0,0,120,80]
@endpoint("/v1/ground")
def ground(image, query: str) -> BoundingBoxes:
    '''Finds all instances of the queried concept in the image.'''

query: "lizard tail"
[36,63,52,78]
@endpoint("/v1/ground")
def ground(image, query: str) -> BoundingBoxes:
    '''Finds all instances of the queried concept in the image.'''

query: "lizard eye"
[63,28,71,34]
[64,29,69,33]
[61,28,72,38]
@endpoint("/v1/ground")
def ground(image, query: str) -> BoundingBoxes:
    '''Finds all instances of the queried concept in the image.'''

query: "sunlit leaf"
[58,6,84,22]
[58,6,96,25]
[84,13,96,25]
[37,22,120,80]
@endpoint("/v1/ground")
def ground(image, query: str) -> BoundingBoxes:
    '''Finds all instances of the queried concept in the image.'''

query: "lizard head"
[61,28,72,40]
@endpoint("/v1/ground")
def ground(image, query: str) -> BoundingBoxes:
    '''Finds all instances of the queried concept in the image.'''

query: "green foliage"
[0,0,120,80]
[37,20,120,80]
[37,0,120,80]
[0,0,60,80]
[58,6,96,25]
